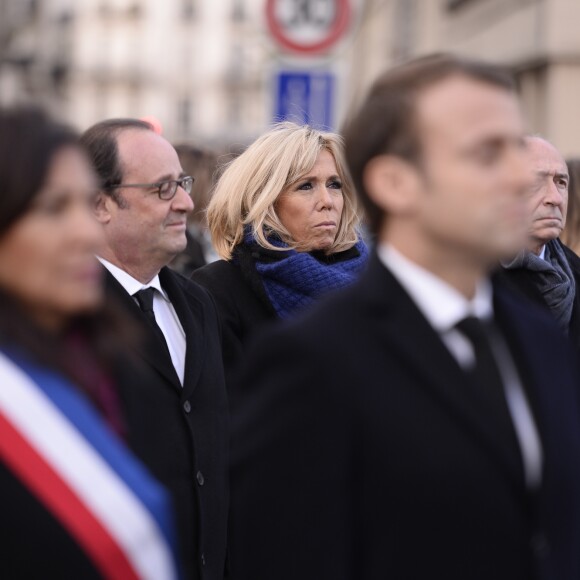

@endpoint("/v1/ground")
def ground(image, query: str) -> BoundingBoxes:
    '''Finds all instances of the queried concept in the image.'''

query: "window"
[182,0,196,20]
[447,0,485,10]
[231,0,245,22]
[177,97,192,135]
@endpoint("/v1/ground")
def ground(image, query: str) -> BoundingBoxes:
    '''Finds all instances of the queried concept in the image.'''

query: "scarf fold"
[238,231,369,318]
[504,238,575,330]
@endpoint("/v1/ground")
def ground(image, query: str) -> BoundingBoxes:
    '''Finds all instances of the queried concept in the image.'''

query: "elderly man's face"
[99,129,194,281]
[525,137,569,255]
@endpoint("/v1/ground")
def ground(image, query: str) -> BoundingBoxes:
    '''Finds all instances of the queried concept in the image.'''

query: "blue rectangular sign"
[274,71,334,130]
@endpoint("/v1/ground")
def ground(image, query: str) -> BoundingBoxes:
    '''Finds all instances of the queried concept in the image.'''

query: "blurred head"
[524,136,569,255]
[344,53,531,269]
[561,158,580,254]
[82,119,194,283]
[207,122,360,260]
[174,143,219,229]
[0,107,104,332]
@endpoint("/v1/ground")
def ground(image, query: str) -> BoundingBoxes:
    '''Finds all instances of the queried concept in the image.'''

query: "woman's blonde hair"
[207,121,361,260]
[561,158,580,254]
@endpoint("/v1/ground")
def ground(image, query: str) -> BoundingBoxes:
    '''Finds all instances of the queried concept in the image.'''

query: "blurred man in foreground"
[502,136,580,348]
[229,55,580,580]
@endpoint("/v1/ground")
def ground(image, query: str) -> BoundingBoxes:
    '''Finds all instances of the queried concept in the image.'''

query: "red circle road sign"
[266,0,352,55]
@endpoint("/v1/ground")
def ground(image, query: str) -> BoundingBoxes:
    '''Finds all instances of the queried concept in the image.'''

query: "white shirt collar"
[376,243,493,332]
[538,245,546,260]
[97,257,169,301]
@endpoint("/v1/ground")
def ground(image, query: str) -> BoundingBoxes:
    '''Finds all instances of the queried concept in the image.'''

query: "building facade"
[1,0,579,154]
[0,0,271,145]
[346,0,580,157]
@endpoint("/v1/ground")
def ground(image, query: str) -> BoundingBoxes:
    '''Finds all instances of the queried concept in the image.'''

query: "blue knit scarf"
[242,232,368,319]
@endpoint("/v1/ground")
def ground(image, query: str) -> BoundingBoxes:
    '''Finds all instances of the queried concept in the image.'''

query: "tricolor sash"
[0,350,180,580]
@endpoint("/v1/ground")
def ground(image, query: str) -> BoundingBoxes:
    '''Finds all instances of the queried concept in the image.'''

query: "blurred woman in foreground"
[192,122,368,382]
[0,107,179,579]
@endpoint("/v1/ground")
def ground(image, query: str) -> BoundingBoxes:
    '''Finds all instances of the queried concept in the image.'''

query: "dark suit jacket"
[106,267,229,580]
[229,253,580,580]
[500,241,580,350]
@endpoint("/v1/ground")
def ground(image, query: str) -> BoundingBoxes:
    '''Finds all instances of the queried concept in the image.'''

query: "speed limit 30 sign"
[266,0,352,54]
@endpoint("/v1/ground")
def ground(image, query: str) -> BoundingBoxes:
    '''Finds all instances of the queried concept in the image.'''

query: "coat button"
[531,533,550,557]
[183,400,191,413]
[201,553,206,566]
[197,470,205,486]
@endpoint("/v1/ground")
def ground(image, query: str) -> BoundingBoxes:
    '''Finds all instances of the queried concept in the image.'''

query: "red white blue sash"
[0,351,180,580]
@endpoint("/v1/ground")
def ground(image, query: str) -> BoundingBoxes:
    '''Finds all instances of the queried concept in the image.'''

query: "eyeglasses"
[107,175,194,200]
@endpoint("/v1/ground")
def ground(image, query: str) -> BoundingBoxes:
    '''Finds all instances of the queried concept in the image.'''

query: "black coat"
[229,253,580,580]
[0,437,121,579]
[106,267,229,580]
[191,259,275,387]
[192,242,366,388]
[500,241,580,350]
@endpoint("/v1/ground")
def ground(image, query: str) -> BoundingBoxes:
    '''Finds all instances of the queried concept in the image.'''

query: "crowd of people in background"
[2,52,580,580]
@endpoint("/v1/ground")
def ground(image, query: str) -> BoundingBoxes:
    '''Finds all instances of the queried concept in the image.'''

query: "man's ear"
[362,155,422,216]
[93,192,112,224]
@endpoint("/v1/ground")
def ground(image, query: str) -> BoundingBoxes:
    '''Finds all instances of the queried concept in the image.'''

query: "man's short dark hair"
[342,53,516,234]
[81,118,152,205]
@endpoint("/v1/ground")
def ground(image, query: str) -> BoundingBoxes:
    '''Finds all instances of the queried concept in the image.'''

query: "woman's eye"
[297,182,313,191]
[328,180,342,190]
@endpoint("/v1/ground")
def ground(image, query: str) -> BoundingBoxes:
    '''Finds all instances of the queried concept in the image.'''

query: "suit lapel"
[105,270,181,390]
[360,254,526,491]
[159,268,207,399]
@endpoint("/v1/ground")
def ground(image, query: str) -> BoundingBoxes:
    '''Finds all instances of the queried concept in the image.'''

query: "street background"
[1,0,579,156]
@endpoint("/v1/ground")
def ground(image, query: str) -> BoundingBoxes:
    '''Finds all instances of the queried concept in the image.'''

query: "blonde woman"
[191,122,368,380]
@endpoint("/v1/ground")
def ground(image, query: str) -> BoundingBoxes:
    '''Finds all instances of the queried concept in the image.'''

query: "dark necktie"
[456,316,506,398]
[134,288,171,355]
[455,316,522,470]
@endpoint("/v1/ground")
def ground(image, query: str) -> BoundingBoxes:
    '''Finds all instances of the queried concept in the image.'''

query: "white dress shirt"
[98,257,187,386]
[377,244,543,488]
[538,245,546,260]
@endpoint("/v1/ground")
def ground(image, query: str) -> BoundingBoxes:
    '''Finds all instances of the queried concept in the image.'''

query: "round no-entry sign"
[266,0,352,55]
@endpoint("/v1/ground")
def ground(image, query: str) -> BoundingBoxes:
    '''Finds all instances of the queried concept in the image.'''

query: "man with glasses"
[82,119,228,580]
